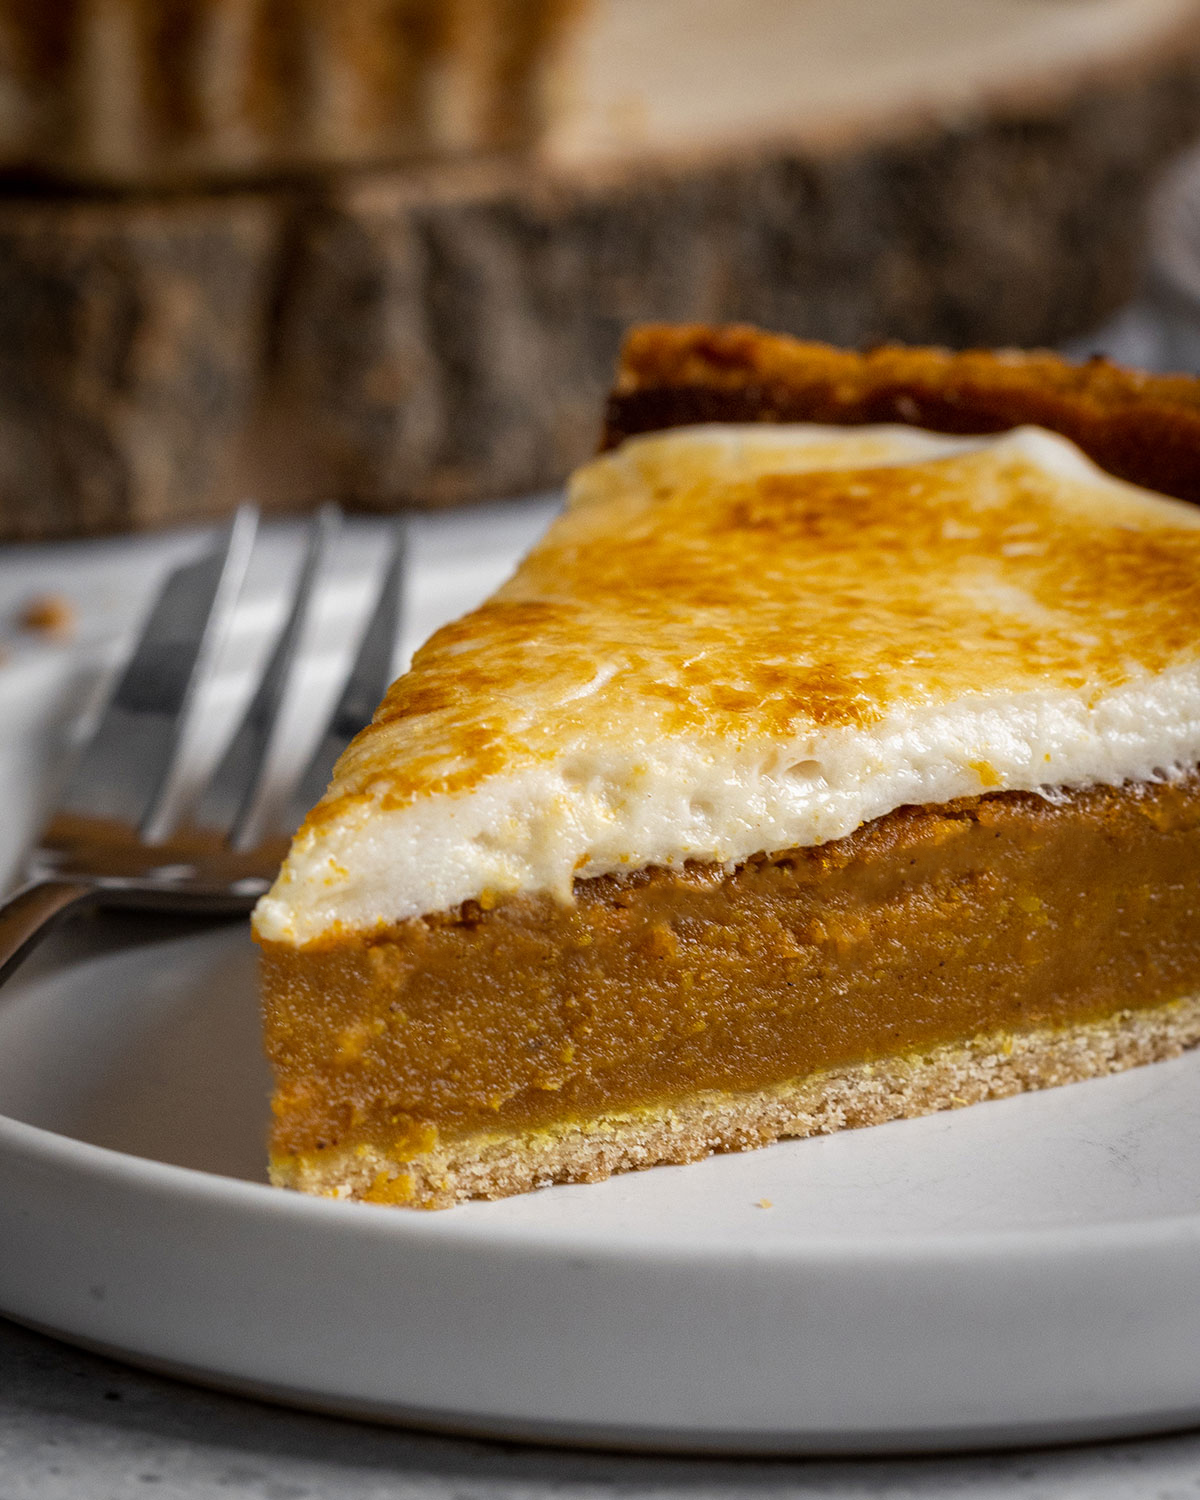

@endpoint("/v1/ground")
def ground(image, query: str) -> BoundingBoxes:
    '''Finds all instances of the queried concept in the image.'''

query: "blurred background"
[3,0,1200,540]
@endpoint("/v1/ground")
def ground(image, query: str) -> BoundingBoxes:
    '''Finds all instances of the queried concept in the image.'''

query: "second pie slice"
[254,325,1200,1208]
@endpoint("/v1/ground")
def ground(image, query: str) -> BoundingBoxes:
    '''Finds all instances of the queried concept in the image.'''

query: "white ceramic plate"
[1,509,1200,1455]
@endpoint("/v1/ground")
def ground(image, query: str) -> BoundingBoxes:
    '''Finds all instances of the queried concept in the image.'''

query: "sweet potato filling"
[260,775,1200,1163]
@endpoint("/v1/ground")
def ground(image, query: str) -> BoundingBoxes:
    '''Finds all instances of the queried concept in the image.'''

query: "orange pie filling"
[260,773,1200,1206]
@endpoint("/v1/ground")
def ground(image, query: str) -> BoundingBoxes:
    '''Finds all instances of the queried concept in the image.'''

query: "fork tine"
[202,505,341,853]
[59,506,258,840]
[290,520,407,822]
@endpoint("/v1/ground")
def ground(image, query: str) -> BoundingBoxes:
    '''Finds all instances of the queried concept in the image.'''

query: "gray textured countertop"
[3,1317,1200,1499]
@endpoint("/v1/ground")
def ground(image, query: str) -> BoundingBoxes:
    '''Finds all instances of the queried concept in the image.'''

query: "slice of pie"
[254,323,1200,1209]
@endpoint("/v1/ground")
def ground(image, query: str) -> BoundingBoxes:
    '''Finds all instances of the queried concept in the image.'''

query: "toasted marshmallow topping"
[254,424,1200,945]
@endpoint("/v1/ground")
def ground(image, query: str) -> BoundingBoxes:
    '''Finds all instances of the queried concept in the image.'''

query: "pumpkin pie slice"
[254,325,1200,1208]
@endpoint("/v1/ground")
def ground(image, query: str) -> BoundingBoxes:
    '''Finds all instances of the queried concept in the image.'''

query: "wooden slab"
[1,5,1199,538]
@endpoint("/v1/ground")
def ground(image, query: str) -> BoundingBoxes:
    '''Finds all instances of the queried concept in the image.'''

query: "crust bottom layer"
[270,991,1200,1210]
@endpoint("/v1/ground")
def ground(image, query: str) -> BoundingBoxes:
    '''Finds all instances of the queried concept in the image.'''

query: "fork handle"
[0,880,96,987]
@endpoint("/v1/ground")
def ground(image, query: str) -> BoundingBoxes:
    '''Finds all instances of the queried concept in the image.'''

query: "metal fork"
[0,506,406,986]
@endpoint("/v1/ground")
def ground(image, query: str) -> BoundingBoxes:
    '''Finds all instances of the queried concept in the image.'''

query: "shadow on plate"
[0,910,270,1182]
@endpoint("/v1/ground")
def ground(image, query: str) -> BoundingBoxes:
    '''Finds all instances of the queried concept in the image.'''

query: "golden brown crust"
[603,323,1200,507]
[274,416,1200,873]
[270,991,1200,1208]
